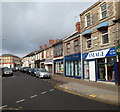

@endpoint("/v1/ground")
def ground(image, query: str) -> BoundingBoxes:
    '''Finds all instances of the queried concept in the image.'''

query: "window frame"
[85,12,91,27]
[101,28,109,44]
[86,35,92,48]
[100,2,107,19]
[74,39,79,52]
[66,43,70,54]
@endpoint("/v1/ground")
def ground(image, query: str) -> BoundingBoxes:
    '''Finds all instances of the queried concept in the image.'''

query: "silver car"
[3,68,13,76]
[36,68,52,79]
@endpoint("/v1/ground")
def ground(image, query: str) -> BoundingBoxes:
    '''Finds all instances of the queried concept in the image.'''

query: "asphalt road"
[1,71,119,111]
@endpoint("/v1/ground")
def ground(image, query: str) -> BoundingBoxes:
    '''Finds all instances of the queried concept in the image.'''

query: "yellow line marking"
[89,94,96,98]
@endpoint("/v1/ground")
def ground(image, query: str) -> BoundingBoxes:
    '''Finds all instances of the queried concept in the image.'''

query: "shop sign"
[116,46,120,55]
[83,48,116,60]
[64,53,81,61]
[45,59,53,64]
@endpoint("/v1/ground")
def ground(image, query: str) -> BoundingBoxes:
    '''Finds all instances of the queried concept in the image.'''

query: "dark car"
[23,67,29,73]
[31,68,39,76]
[12,67,17,72]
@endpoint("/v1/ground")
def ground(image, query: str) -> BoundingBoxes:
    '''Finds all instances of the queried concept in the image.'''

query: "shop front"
[40,59,45,68]
[116,46,120,85]
[83,47,117,84]
[64,53,82,78]
[54,58,64,75]
[35,60,40,68]
[44,59,53,73]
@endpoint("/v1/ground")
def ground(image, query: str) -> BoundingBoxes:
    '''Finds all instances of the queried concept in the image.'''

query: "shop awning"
[97,21,109,30]
[82,29,92,36]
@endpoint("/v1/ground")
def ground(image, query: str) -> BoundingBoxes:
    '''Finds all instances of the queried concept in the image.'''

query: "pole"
[80,34,83,79]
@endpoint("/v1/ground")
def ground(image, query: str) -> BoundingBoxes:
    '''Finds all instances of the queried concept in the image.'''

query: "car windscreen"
[39,69,48,72]
[4,68,12,70]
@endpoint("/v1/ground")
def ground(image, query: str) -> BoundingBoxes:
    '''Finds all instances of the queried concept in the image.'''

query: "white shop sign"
[86,49,109,60]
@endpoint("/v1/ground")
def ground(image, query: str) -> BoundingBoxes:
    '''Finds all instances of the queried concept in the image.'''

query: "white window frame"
[67,43,70,54]
[100,2,107,19]
[86,35,91,48]
[101,28,109,44]
[85,12,90,27]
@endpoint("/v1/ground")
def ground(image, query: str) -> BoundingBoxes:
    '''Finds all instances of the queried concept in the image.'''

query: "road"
[1,71,118,111]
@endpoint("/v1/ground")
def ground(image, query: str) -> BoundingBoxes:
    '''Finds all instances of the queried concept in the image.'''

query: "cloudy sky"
[1,1,94,58]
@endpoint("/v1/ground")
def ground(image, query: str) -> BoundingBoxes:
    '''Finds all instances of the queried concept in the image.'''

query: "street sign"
[116,46,120,55]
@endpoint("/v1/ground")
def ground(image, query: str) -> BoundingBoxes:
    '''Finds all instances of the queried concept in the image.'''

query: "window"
[100,3,107,19]
[67,43,70,54]
[86,35,91,48]
[101,28,109,44]
[85,13,90,27]
[74,40,79,52]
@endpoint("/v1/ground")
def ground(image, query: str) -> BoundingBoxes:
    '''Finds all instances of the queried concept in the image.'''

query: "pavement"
[52,74,120,106]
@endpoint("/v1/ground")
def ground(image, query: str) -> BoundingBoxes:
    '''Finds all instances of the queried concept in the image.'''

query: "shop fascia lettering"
[86,49,109,59]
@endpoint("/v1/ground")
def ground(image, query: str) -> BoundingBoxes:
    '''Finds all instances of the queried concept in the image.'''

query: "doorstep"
[97,81,115,85]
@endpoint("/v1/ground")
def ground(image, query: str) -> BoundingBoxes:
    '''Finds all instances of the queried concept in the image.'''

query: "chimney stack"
[76,22,80,32]
[56,39,61,43]
[44,44,47,49]
[49,40,54,45]
[40,46,43,49]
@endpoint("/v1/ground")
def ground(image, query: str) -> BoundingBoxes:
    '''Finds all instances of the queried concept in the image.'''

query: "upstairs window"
[67,43,70,54]
[74,40,79,52]
[86,35,91,48]
[85,13,90,27]
[101,28,109,44]
[100,3,107,19]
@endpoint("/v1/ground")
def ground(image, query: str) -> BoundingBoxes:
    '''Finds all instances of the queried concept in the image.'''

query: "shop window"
[107,57,115,63]
[74,40,79,52]
[100,3,107,19]
[84,61,89,79]
[97,57,115,81]
[101,28,109,44]
[85,12,90,27]
[97,58,105,63]
[98,64,106,80]
[86,35,91,48]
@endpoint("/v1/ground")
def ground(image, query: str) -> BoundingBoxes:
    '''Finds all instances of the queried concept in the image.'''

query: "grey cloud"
[2,2,93,57]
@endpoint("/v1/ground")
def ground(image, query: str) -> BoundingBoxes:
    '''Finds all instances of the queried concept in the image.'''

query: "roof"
[80,1,100,16]
[1,54,20,59]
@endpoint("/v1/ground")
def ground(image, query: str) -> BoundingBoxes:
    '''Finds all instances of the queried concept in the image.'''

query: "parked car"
[12,67,17,72]
[0,68,3,77]
[31,68,39,76]
[23,67,29,73]
[36,68,52,79]
[2,68,13,76]
[28,68,34,75]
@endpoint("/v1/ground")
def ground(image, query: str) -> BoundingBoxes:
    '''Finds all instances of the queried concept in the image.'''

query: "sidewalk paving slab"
[52,74,120,106]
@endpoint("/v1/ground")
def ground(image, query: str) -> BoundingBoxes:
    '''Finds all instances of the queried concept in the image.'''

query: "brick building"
[0,54,21,68]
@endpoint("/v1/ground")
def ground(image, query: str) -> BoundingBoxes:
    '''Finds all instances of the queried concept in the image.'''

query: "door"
[89,61,96,81]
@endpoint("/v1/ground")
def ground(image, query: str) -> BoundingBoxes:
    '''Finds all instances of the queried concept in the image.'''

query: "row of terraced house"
[22,0,120,85]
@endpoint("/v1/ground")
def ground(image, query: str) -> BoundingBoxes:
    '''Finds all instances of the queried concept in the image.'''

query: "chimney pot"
[49,40,54,45]
[76,22,80,32]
